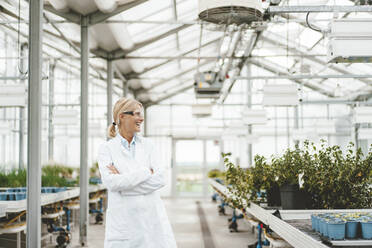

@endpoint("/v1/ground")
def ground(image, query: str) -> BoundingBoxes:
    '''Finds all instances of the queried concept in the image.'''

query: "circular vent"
[199,0,263,25]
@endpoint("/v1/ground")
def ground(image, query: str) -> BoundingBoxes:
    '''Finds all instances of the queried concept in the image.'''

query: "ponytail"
[107,123,116,138]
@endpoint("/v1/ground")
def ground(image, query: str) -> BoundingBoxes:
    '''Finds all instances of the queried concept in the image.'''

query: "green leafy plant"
[222,152,252,209]
[207,169,226,180]
[249,155,277,203]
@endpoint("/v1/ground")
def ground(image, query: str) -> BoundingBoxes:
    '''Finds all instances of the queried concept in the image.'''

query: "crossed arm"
[97,143,166,195]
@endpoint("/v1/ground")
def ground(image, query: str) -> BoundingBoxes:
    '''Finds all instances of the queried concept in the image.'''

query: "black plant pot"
[280,184,300,209]
[267,185,281,207]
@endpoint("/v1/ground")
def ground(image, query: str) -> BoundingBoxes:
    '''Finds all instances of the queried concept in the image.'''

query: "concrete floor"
[44,198,258,248]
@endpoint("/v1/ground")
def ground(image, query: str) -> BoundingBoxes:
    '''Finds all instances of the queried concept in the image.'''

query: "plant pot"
[8,193,16,201]
[267,185,281,207]
[279,184,300,209]
[311,215,319,231]
[322,221,329,237]
[15,193,26,201]
[361,222,372,239]
[328,222,346,240]
[0,192,7,201]
[346,221,359,239]
[319,218,324,235]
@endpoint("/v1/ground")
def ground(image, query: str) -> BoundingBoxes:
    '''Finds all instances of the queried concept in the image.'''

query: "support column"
[27,0,43,247]
[246,64,252,166]
[294,106,299,146]
[80,16,89,247]
[107,59,113,134]
[48,62,56,161]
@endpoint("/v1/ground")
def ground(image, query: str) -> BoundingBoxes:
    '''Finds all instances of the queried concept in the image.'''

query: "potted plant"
[274,146,303,209]
[250,155,280,206]
[222,153,251,209]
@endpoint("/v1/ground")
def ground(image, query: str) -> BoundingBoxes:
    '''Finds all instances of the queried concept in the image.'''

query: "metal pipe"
[80,16,89,247]
[48,62,56,161]
[107,59,113,137]
[0,18,339,25]
[116,54,326,59]
[268,5,372,13]
[246,64,253,166]
[236,74,372,80]
[19,43,27,171]
[26,0,43,247]
[294,106,299,146]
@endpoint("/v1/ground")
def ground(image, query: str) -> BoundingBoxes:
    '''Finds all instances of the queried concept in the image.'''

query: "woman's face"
[119,105,144,134]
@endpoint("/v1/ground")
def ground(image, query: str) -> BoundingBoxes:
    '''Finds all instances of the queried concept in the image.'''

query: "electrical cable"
[306,12,322,32]
[17,0,27,75]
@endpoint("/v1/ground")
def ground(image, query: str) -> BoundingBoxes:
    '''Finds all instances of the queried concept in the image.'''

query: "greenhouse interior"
[0,0,372,248]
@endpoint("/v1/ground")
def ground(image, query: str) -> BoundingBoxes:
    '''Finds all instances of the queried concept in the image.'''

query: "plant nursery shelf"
[209,179,372,248]
[0,184,106,213]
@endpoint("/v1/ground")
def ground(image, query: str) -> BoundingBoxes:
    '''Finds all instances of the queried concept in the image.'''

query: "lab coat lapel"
[113,135,131,158]
[134,137,145,164]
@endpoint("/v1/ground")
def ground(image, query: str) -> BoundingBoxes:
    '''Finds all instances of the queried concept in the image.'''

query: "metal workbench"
[0,184,106,214]
[209,179,372,248]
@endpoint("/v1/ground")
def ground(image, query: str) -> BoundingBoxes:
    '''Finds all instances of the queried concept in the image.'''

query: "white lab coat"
[97,135,177,248]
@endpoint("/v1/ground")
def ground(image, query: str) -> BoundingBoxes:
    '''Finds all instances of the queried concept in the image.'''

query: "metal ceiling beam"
[261,34,372,87]
[220,31,261,103]
[126,36,221,78]
[236,73,372,80]
[43,4,80,24]
[249,58,335,97]
[141,60,212,92]
[0,2,123,95]
[89,0,148,25]
[45,0,148,26]
[268,5,372,13]
[111,24,192,60]
[118,54,325,59]
[43,13,80,54]
[145,84,192,107]
[171,0,180,50]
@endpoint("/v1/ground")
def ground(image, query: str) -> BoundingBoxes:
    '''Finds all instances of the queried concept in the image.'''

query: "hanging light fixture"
[262,84,299,106]
[0,84,26,107]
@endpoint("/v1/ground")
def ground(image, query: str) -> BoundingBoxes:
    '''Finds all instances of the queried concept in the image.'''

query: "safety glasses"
[123,111,144,118]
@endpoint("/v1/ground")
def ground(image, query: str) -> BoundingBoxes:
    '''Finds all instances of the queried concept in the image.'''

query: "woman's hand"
[107,164,120,174]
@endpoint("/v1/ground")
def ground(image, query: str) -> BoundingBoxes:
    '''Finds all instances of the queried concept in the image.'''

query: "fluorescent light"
[192,104,212,118]
[0,84,26,106]
[353,106,372,124]
[54,109,79,125]
[262,84,299,106]
[358,128,372,140]
[242,108,267,125]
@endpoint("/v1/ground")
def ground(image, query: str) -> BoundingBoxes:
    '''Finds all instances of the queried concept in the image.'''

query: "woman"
[97,97,177,248]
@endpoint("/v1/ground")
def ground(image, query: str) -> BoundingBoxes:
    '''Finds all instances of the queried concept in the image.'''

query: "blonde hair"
[107,97,143,138]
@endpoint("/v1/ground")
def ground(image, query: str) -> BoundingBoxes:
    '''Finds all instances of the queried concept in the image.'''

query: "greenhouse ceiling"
[0,0,372,106]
